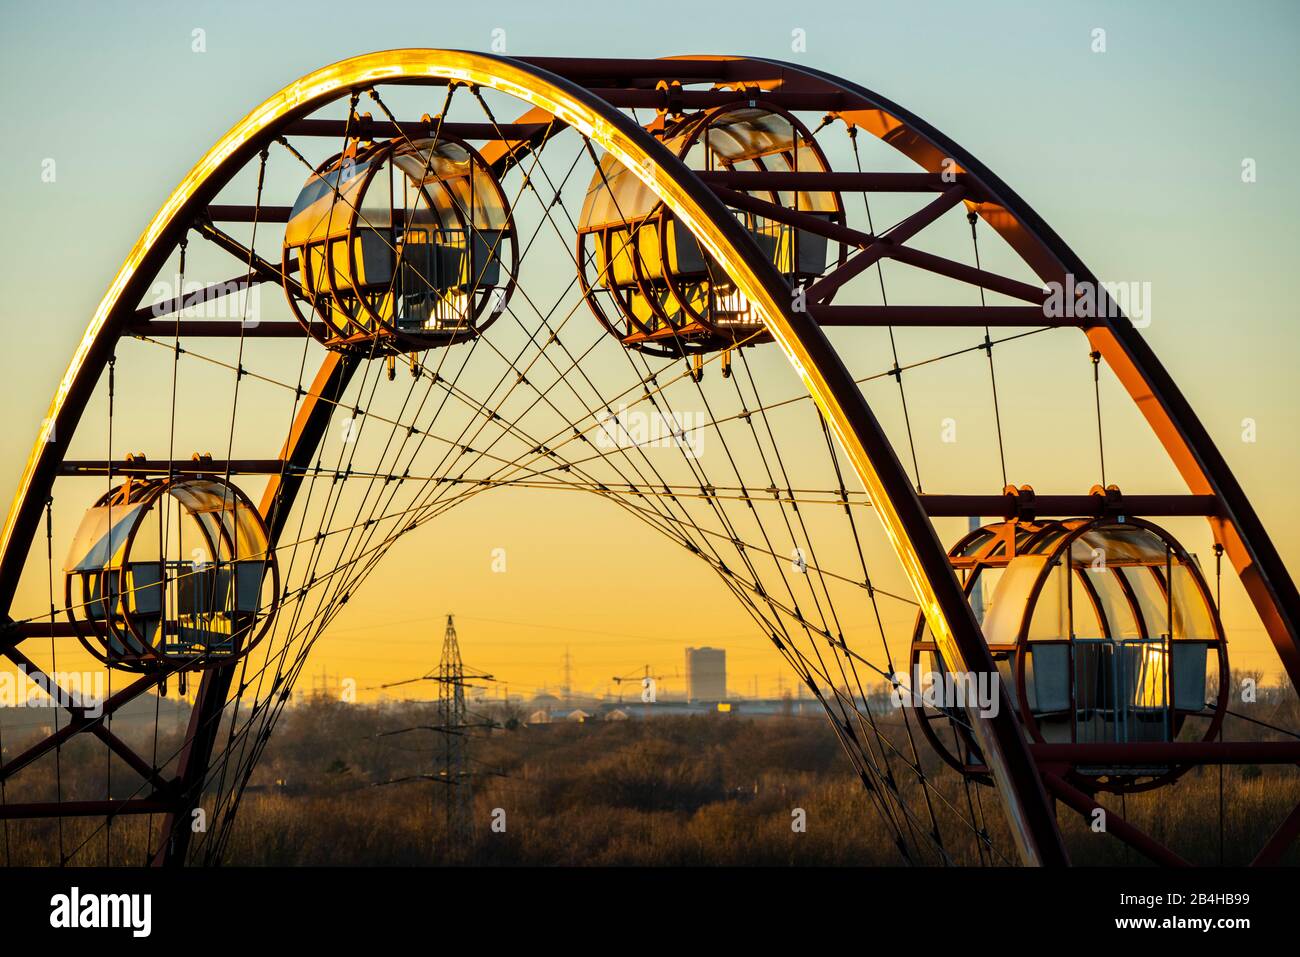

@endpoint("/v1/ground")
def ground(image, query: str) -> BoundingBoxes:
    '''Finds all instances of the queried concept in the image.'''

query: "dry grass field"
[1,678,1297,866]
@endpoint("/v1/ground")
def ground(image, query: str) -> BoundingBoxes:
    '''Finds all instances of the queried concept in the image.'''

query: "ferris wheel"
[1,50,1297,867]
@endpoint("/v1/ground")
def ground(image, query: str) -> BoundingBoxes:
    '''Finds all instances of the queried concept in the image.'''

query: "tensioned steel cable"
[210,147,276,837]
[1091,349,1107,487]
[723,345,917,842]
[550,123,955,860]
[968,210,1009,489]
[646,133,965,858]
[741,347,951,857]
[147,230,190,859]
[192,121,873,858]
[441,108,987,863]
[192,106,712,858]
[223,95,379,798]
[131,109,384,850]
[847,123,923,494]
[44,496,65,863]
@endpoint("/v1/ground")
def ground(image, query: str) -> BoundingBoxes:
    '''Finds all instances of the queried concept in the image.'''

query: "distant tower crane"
[611,665,669,703]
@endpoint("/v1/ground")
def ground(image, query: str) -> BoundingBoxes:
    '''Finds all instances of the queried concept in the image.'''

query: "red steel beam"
[2,647,171,792]
[134,270,288,322]
[0,799,172,820]
[8,620,80,639]
[208,204,451,224]
[886,243,1046,303]
[1252,800,1300,866]
[806,188,968,303]
[95,725,174,793]
[921,493,1220,518]
[709,186,873,248]
[0,669,164,781]
[194,220,301,299]
[1042,772,1191,867]
[206,204,291,224]
[696,170,971,192]
[591,87,845,111]
[520,55,756,82]
[811,305,1061,327]
[124,319,324,338]
[281,118,550,141]
[1031,741,1300,765]
[58,458,287,476]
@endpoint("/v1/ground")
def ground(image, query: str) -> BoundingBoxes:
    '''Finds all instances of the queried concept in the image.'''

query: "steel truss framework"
[0,51,1296,868]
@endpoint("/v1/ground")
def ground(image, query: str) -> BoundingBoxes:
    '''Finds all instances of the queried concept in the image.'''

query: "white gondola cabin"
[908,514,1227,791]
[64,476,278,673]
[577,102,845,356]
[283,135,517,355]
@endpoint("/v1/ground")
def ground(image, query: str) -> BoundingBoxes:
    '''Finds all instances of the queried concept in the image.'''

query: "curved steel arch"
[6,50,1294,868]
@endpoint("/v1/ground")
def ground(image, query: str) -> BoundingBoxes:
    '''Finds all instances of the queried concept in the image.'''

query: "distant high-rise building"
[685,647,726,701]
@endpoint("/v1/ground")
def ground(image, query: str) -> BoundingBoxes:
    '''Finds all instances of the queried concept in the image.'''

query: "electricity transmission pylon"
[437,613,472,847]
